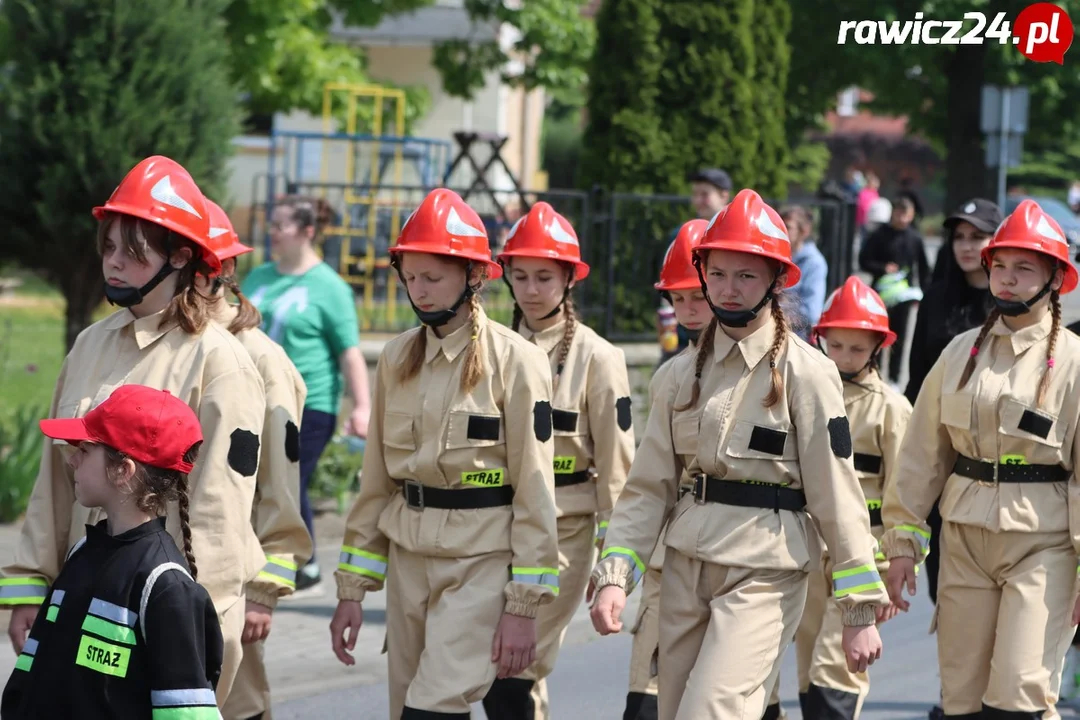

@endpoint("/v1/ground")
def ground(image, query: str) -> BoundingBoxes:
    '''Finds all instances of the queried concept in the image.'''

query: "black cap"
[688,168,732,192]
[944,198,1003,234]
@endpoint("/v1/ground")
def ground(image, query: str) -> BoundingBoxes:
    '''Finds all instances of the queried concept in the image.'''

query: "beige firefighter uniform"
[1,307,267,704]
[499,319,635,718]
[770,369,911,718]
[215,303,313,720]
[334,306,560,717]
[883,312,1080,717]
[594,314,888,720]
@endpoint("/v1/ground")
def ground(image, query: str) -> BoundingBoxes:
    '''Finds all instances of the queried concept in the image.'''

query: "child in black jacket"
[2,384,223,720]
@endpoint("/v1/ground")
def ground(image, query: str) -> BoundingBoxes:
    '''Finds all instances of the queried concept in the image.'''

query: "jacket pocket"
[726,420,797,461]
[999,398,1064,449]
[446,410,505,449]
[940,392,973,431]
[672,415,699,456]
[383,412,417,451]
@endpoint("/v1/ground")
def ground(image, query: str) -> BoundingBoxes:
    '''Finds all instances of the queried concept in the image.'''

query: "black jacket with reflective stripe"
[1,518,223,719]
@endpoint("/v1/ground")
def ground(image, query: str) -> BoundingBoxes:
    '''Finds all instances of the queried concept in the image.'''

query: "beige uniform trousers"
[387,542,510,717]
[216,597,247,707]
[221,637,272,720]
[523,513,597,718]
[938,521,1076,716]
[659,550,807,720]
[629,567,663,696]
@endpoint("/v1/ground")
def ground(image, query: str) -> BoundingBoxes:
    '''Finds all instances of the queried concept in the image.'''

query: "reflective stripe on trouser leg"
[220,637,271,720]
[658,550,808,720]
[215,595,247,706]
[390,543,509,715]
[628,568,662,696]
[519,513,596,719]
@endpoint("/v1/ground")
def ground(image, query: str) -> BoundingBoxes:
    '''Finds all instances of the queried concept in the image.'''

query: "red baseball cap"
[39,385,203,473]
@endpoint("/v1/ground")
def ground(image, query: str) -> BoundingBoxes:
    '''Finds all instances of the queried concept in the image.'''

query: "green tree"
[0,0,242,351]
[432,0,596,101]
[749,0,792,198]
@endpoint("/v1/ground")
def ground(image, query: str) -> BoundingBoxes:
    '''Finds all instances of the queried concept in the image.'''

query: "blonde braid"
[554,294,578,392]
[674,316,717,412]
[762,297,789,408]
[460,293,485,392]
[1036,292,1062,407]
[957,308,1001,391]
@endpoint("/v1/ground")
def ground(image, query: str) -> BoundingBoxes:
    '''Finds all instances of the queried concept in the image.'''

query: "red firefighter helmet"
[93,156,219,272]
[981,198,1078,294]
[656,220,708,291]
[205,200,253,266]
[813,276,897,348]
[390,189,502,279]
[496,202,589,280]
[693,189,800,287]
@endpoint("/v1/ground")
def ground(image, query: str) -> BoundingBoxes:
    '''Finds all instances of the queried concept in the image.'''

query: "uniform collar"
[425,306,487,364]
[101,307,176,350]
[518,319,566,354]
[712,313,776,370]
[990,310,1054,356]
[84,517,167,547]
[843,368,883,398]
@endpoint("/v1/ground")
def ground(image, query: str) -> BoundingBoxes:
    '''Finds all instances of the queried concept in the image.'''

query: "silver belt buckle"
[404,480,425,509]
[977,458,998,488]
[693,475,708,505]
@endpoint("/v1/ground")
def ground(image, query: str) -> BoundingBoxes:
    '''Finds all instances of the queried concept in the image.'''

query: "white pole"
[997,88,1010,209]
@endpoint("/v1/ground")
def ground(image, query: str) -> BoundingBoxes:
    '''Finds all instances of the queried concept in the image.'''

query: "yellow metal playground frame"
[318,83,409,330]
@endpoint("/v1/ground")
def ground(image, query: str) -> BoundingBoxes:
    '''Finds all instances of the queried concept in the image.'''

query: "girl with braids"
[2,385,223,720]
[883,199,1080,719]
[199,202,312,720]
[622,218,710,720]
[591,189,887,720]
[767,276,912,720]
[2,156,266,705]
[482,202,636,719]
[329,189,560,719]
[242,194,370,596]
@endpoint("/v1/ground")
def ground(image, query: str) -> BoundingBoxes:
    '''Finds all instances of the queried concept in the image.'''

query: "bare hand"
[242,600,273,644]
[491,613,537,678]
[7,605,37,655]
[329,600,363,666]
[590,585,627,635]
[885,557,917,611]
[344,405,369,439]
[842,624,883,673]
[585,578,596,604]
[875,602,901,625]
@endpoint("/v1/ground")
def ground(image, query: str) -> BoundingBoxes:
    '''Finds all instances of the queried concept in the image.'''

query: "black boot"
[481,677,535,719]
[401,708,471,719]
[623,691,659,720]
[981,705,1043,720]
[803,683,858,720]
[762,702,782,720]
[799,692,809,718]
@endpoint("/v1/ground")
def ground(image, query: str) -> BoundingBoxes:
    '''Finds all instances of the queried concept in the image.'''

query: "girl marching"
[328,189,560,719]
[883,199,1080,718]
[2,156,268,704]
[481,202,636,719]
[590,189,887,720]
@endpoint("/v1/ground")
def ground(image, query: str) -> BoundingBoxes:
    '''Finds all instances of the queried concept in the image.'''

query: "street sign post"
[981,85,1029,210]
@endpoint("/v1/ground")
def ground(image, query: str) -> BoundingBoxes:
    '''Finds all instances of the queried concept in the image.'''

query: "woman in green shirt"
[242,196,371,595]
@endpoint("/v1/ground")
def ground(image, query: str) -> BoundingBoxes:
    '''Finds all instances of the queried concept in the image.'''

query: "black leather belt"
[555,470,591,488]
[953,455,1068,484]
[402,480,514,510]
[854,453,882,474]
[691,475,807,513]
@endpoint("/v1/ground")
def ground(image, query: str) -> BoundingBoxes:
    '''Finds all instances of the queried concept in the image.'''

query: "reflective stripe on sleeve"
[600,546,645,587]
[510,567,559,595]
[151,687,219,719]
[0,578,47,605]
[337,546,388,581]
[258,556,298,589]
[832,564,886,598]
[896,524,931,555]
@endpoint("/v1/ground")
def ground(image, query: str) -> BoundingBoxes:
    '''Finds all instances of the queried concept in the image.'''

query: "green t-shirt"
[242,262,360,415]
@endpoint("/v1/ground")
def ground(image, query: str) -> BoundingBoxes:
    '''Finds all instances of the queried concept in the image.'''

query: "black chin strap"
[394,259,477,329]
[499,259,570,326]
[693,255,775,328]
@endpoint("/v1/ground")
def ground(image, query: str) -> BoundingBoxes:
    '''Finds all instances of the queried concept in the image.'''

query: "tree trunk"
[943,44,991,212]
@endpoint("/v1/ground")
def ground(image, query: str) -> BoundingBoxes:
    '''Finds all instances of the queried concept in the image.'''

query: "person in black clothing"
[901,198,1001,720]
[858,195,931,383]
[2,385,223,720]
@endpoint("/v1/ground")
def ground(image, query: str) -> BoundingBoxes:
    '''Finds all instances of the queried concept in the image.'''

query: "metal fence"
[246,181,858,340]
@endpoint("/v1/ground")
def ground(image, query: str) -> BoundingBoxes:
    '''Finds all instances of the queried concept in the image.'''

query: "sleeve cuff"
[591,571,629,594]
[503,599,540,619]
[244,584,280,610]
[842,604,878,627]
[334,571,370,603]
[881,536,919,561]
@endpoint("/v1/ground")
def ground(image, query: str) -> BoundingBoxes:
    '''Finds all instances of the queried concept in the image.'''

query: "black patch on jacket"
[284,420,300,463]
[828,417,852,459]
[749,426,788,456]
[616,397,633,432]
[853,453,882,474]
[1018,409,1052,440]
[228,429,261,477]
[534,401,553,442]
[467,415,501,441]
[552,409,578,433]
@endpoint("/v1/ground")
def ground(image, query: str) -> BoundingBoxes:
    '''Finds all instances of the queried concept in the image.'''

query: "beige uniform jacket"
[594,315,888,626]
[844,370,913,569]
[1,308,267,614]
[334,307,560,618]
[518,320,635,538]
[882,313,1080,561]
[214,303,314,609]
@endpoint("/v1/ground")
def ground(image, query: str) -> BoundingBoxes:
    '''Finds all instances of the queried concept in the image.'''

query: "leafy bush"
[309,436,364,514]
[0,404,45,522]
